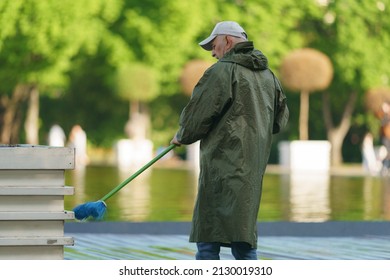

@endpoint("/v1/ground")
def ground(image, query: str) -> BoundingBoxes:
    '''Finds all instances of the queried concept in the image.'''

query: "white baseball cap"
[199,21,248,51]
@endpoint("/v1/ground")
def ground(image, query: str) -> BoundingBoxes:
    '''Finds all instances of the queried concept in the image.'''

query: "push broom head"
[73,200,107,220]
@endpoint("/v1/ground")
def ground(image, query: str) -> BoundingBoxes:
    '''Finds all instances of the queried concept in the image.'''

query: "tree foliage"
[116,63,159,102]
[1,0,389,163]
[280,48,333,92]
[0,0,126,143]
[0,0,123,90]
[121,0,217,94]
[180,60,213,96]
[311,0,390,163]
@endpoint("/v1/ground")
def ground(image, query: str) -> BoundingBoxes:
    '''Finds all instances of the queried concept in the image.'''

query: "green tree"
[313,0,390,164]
[5,0,385,165]
[40,48,129,147]
[116,63,159,140]
[280,48,333,141]
[216,0,321,68]
[120,0,217,95]
[118,0,322,148]
[0,0,124,144]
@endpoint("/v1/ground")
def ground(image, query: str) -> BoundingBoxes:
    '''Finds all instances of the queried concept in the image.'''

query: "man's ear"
[226,35,234,49]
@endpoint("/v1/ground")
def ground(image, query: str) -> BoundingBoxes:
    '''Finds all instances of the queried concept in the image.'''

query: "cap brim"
[199,35,217,51]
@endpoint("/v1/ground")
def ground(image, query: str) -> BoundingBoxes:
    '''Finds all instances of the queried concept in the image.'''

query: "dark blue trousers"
[196,242,257,260]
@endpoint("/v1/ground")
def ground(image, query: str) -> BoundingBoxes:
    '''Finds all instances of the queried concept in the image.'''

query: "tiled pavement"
[64,222,390,260]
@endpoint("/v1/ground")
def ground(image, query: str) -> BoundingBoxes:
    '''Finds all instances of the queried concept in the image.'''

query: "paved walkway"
[64,222,390,260]
[64,233,390,260]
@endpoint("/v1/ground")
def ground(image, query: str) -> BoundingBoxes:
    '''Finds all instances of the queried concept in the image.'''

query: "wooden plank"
[0,186,74,195]
[0,236,74,246]
[0,246,65,260]
[0,170,65,186]
[0,211,74,220]
[0,145,74,169]
[0,220,64,237]
[0,196,64,212]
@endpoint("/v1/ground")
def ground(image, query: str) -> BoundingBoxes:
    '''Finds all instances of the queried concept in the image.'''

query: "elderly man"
[171,21,289,260]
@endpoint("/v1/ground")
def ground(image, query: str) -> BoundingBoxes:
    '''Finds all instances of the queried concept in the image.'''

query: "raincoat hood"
[220,41,268,71]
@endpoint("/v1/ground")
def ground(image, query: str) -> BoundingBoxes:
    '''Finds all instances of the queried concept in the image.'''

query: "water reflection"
[65,166,390,222]
[379,177,390,220]
[117,168,151,221]
[363,176,380,220]
[67,166,86,205]
[288,172,330,222]
[363,176,390,220]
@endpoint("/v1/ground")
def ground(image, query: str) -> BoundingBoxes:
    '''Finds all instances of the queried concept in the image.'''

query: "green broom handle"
[100,143,176,202]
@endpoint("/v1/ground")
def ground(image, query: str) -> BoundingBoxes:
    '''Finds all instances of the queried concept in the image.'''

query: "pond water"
[65,165,390,222]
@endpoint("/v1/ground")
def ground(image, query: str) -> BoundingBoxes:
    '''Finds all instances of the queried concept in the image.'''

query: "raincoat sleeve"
[272,76,289,134]
[176,64,232,144]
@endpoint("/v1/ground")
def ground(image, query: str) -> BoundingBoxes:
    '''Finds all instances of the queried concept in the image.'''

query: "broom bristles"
[73,201,107,220]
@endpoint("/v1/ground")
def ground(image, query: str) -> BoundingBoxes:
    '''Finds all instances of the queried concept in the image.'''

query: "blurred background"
[1,0,390,222]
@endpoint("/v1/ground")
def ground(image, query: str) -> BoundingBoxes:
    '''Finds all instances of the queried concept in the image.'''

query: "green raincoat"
[176,41,289,248]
